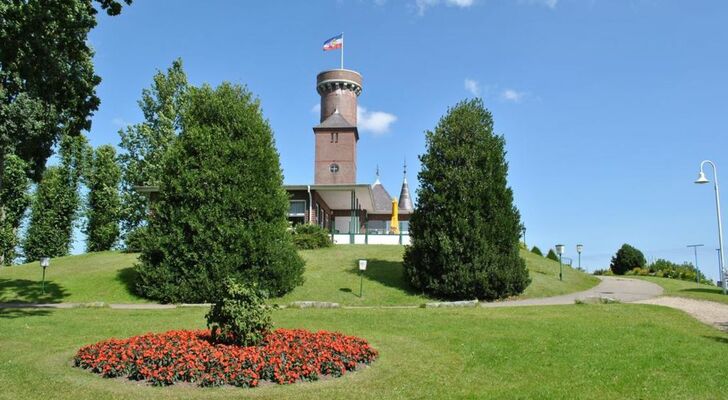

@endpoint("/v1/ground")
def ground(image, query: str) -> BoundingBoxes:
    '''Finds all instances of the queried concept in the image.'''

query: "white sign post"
[358,259,367,297]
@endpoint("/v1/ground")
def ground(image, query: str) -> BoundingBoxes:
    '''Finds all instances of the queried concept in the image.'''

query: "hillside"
[0,246,598,305]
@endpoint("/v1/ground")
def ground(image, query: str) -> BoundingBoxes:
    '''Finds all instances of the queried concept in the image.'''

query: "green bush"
[649,258,711,284]
[135,83,305,303]
[291,224,332,250]
[609,244,646,275]
[546,249,559,262]
[206,278,272,346]
[403,99,530,301]
[122,226,147,253]
[531,246,543,257]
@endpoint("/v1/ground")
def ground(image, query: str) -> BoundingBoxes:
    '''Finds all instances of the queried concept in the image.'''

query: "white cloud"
[501,88,526,103]
[464,78,480,96]
[415,0,473,15]
[357,106,397,135]
[520,0,558,9]
[311,103,321,113]
[112,117,130,128]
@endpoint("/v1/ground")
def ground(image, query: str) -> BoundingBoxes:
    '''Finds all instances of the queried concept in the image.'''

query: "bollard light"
[358,259,367,298]
[40,256,50,294]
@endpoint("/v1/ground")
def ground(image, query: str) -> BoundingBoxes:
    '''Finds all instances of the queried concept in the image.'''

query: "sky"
[81,0,728,279]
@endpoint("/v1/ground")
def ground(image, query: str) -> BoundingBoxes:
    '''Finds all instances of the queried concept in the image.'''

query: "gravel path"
[481,276,664,308]
[635,296,728,332]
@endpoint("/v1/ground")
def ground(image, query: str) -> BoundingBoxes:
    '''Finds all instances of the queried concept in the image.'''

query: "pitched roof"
[371,179,394,213]
[313,109,356,129]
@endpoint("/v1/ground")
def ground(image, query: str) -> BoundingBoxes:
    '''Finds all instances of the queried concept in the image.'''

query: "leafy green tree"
[610,244,646,275]
[85,145,121,252]
[546,249,559,262]
[402,99,530,301]
[135,83,305,303]
[0,155,30,265]
[531,246,543,257]
[23,135,91,261]
[118,59,188,241]
[206,278,272,346]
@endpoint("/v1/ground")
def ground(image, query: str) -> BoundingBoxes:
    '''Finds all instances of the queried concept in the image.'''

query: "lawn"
[0,246,598,305]
[628,275,728,304]
[1,304,728,399]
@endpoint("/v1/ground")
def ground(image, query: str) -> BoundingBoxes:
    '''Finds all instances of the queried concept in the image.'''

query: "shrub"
[122,226,147,253]
[291,224,332,250]
[546,249,559,262]
[135,83,305,302]
[649,258,711,285]
[531,246,543,257]
[593,269,613,276]
[403,99,530,301]
[609,244,646,275]
[206,278,272,346]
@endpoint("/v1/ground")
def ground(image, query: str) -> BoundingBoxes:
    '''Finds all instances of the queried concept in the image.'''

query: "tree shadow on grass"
[0,279,69,304]
[344,259,419,296]
[681,288,724,295]
[0,308,53,319]
[702,335,728,344]
[115,267,139,296]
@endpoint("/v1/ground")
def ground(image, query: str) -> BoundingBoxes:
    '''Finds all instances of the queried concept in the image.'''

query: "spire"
[399,159,413,211]
[373,165,381,186]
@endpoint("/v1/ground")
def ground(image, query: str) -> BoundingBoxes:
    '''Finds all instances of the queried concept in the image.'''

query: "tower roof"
[399,161,414,211]
[313,109,356,129]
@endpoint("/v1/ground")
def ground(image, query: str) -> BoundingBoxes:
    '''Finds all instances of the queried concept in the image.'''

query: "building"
[285,68,413,245]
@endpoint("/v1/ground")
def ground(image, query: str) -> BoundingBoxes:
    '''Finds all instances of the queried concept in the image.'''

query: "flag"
[323,34,343,51]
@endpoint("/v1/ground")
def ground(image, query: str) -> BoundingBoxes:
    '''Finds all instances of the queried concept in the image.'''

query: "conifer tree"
[135,83,304,303]
[546,249,559,262]
[0,155,30,265]
[23,135,90,261]
[85,145,121,252]
[403,99,530,300]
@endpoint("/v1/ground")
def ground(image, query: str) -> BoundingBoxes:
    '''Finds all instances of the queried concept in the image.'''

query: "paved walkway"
[481,276,664,307]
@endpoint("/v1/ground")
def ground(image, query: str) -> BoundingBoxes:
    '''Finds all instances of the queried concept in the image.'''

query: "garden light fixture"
[694,160,726,294]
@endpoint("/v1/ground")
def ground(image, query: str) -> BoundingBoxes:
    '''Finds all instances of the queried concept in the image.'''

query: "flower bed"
[74,328,378,387]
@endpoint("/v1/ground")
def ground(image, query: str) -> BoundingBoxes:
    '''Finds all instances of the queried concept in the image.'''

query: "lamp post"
[576,244,583,271]
[555,244,565,281]
[695,160,726,294]
[522,226,527,248]
[358,259,367,298]
[687,244,704,287]
[40,257,50,294]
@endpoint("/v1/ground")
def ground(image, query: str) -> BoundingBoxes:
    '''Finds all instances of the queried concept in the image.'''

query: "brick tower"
[313,69,362,184]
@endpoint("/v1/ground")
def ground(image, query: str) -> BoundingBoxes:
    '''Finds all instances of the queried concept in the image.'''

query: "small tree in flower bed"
[206,278,271,346]
[73,329,378,387]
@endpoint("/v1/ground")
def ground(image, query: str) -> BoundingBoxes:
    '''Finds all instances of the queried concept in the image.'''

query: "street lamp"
[576,244,583,271]
[522,226,527,248]
[695,160,726,294]
[40,257,50,294]
[687,244,704,287]
[555,244,565,281]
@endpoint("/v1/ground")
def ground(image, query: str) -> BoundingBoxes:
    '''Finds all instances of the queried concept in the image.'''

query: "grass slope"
[0,246,598,305]
[629,276,728,304]
[1,305,728,399]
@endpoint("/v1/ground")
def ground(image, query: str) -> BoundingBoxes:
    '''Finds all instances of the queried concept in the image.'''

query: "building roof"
[313,109,356,129]
[371,180,393,213]
[398,177,413,211]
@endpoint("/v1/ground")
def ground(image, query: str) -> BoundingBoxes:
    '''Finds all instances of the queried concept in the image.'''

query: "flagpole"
[341,32,344,70]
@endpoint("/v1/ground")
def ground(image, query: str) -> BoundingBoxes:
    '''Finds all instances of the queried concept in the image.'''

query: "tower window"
[329,163,340,173]
[330,133,334,143]
[335,132,339,143]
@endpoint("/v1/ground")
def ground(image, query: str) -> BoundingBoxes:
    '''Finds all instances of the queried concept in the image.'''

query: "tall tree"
[85,145,121,252]
[23,135,91,261]
[403,99,530,300]
[135,83,305,303]
[0,155,30,265]
[118,59,188,240]
[0,0,131,259]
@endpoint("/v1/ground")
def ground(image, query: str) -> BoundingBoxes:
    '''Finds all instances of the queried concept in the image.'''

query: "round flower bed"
[74,328,378,387]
